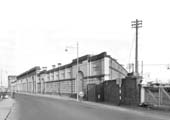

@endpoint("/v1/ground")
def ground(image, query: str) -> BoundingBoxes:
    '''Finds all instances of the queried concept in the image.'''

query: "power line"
[128,30,136,73]
[128,32,135,64]
[142,64,170,66]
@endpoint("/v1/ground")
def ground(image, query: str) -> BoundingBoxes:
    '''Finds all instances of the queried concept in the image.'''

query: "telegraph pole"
[141,61,143,77]
[131,19,142,76]
[0,69,2,86]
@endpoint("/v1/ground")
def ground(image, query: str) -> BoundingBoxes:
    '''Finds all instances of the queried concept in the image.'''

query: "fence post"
[160,87,162,105]
[158,86,161,106]
[140,85,145,104]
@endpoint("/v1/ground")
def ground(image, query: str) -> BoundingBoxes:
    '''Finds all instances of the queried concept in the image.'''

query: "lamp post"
[0,69,2,87]
[58,63,61,95]
[52,65,56,81]
[76,42,79,101]
[65,42,79,101]
[52,65,56,94]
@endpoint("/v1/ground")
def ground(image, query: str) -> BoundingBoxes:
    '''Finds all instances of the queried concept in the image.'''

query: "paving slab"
[0,98,15,120]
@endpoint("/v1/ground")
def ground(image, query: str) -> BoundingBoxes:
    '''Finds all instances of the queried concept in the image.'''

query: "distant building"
[0,86,6,92]
[16,66,41,93]
[10,52,128,97]
[8,75,17,92]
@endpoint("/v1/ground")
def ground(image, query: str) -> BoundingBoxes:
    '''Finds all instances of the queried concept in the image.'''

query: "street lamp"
[65,42,79,101]
[52,65,56,94]
[58,63,62,95]
[52,65,56,81]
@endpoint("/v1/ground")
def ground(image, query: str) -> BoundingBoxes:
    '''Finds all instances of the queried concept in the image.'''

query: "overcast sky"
[1,0,170,86]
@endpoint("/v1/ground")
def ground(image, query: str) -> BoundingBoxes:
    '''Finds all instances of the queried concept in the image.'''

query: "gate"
[87,84,104,102]
[87,84,96,102]
[143,86,170,106]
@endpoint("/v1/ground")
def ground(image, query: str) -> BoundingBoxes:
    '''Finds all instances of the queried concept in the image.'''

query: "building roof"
[17,66,41,79]
[38,70,47,76]
[46,52,108,73]
[8,75,17,79]
[46,52,127,74]
[16,52,128,77]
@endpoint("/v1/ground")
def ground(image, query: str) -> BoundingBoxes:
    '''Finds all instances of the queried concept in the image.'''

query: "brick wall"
[45,79,75,95]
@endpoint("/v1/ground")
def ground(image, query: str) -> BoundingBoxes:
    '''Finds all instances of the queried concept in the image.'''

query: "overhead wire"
[128,32,135,72]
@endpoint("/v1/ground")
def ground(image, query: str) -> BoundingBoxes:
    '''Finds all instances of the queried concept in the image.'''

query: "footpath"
[0,98,15,120]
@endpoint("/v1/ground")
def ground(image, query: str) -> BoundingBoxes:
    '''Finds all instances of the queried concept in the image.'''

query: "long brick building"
[10,52,128,98]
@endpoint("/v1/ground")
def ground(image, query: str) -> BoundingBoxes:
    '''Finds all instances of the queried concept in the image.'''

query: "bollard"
[79,91,84,101]
[12,92,15,98]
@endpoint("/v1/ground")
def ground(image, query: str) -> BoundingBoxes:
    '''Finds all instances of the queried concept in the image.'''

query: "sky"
[0,0,170,86]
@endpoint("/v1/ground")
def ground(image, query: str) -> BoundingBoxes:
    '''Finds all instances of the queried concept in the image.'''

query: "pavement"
[0,98,15,120]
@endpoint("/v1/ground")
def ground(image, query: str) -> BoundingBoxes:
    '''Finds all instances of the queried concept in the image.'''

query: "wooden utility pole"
[131,19,142,76]
[141,61,143,77]
[0,69,2,86]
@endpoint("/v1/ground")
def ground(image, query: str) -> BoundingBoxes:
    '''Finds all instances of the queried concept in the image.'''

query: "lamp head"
[58,63,61,66]
[65,48,68,52]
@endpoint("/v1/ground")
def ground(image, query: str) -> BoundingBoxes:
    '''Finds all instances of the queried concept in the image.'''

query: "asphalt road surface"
[8,94,170,120]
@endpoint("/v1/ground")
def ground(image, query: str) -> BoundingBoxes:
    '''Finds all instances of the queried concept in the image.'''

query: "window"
[48,75,50,81]
[67,71,71,79]
[62,73,65,79]
[56,73,59,80]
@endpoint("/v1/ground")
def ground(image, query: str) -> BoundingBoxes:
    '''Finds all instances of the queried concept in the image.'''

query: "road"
[8,94,170,120]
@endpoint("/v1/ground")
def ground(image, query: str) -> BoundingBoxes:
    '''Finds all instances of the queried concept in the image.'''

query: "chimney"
[42,67,47,71]
[52,65,56,69]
